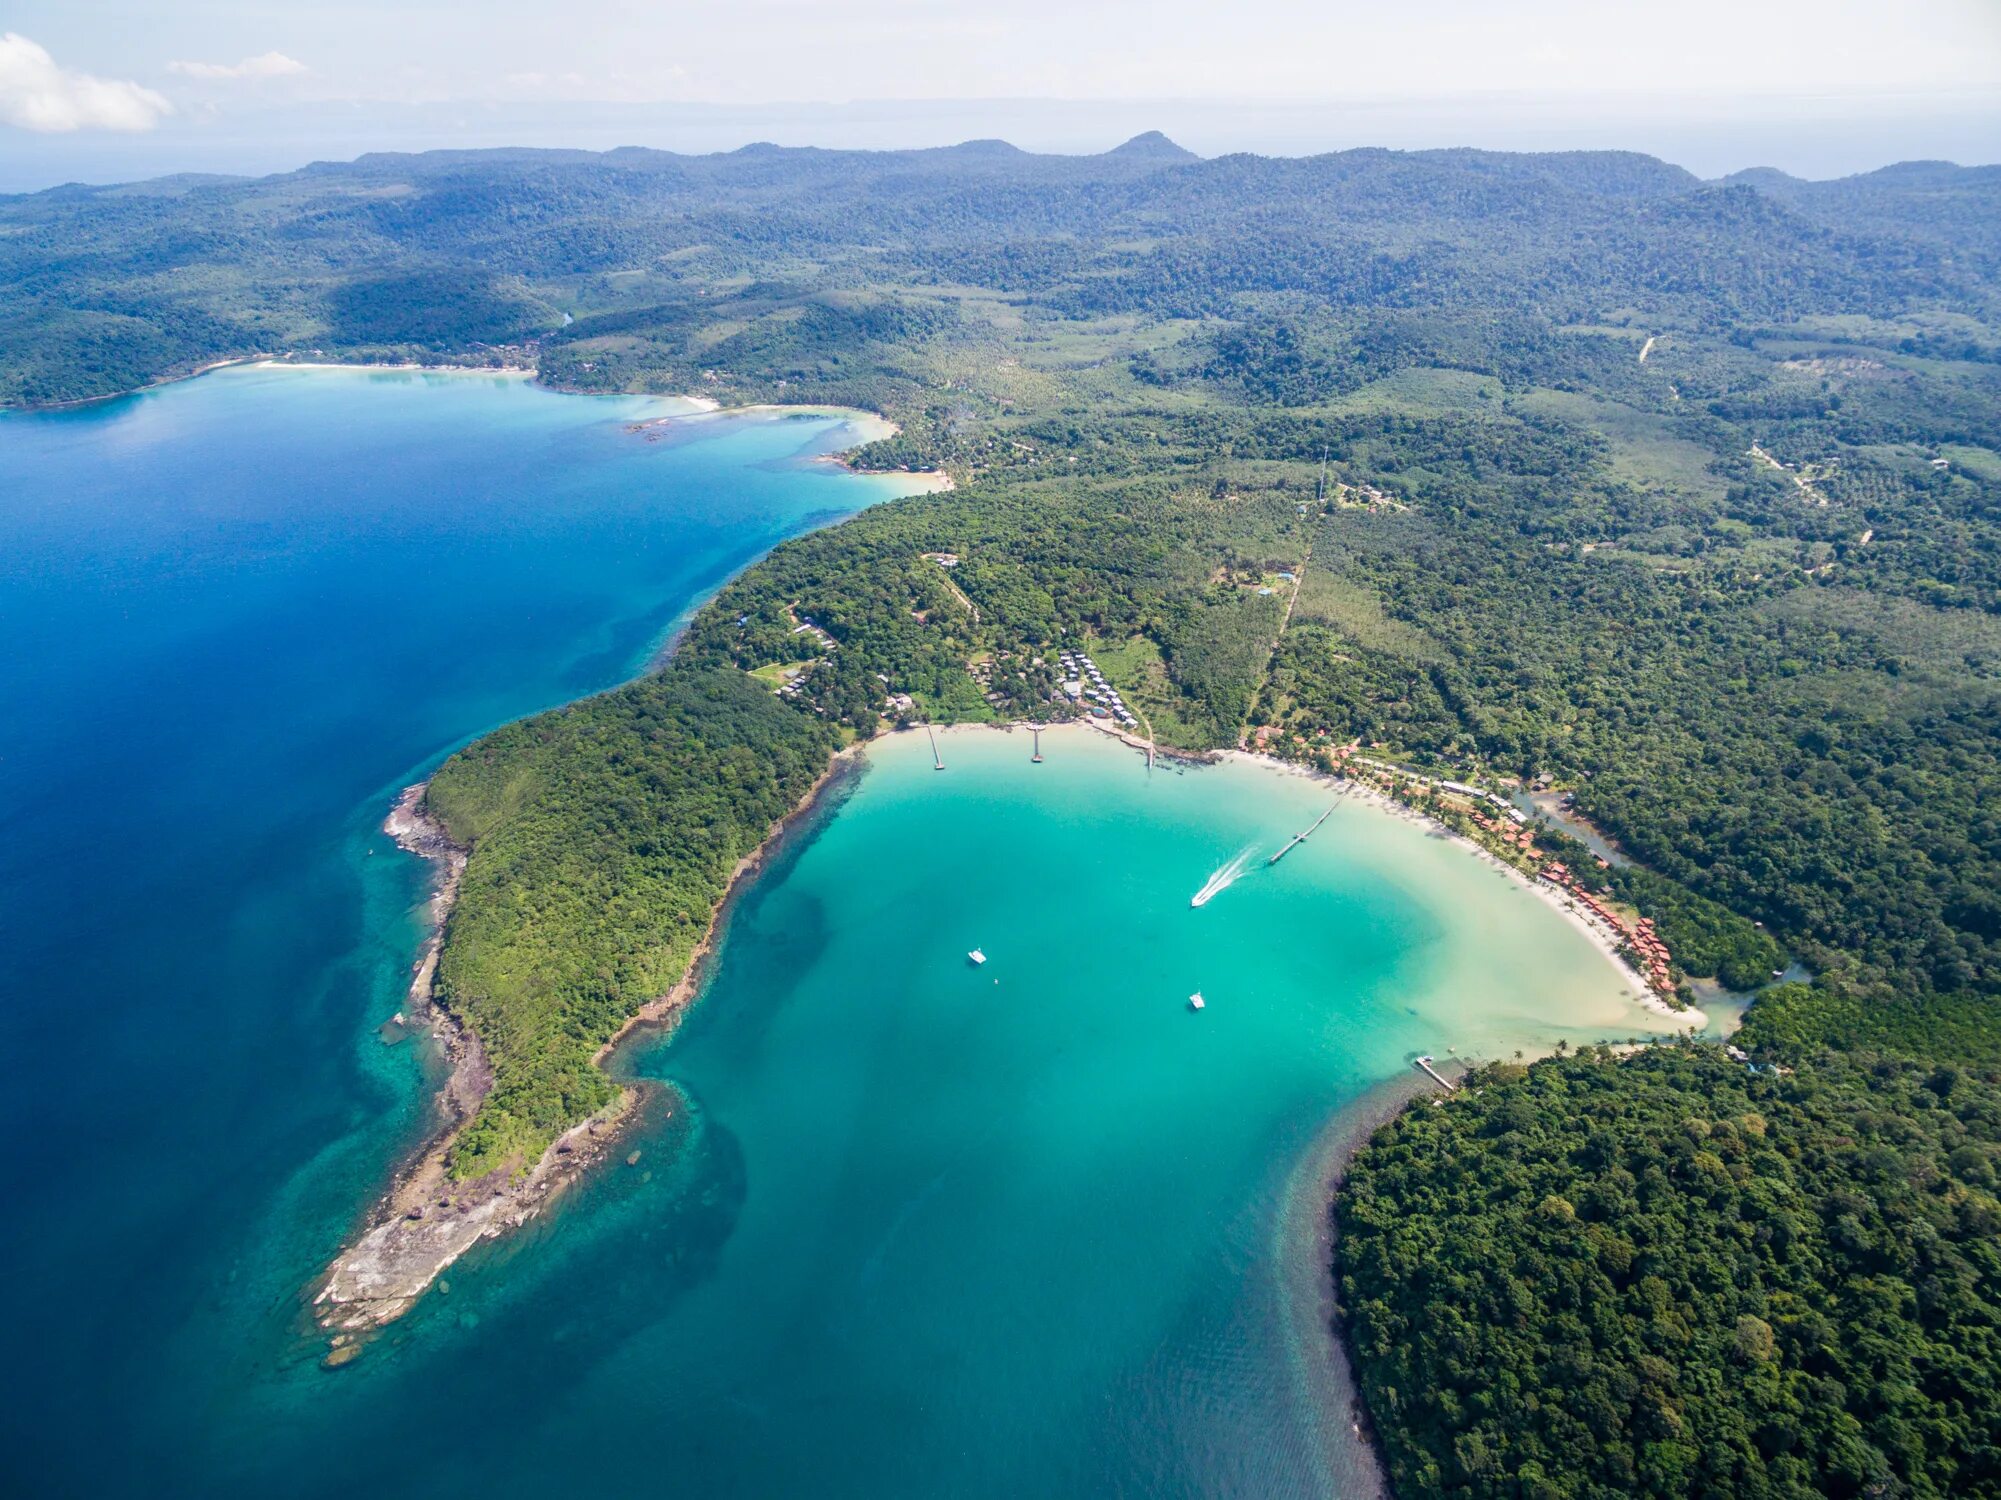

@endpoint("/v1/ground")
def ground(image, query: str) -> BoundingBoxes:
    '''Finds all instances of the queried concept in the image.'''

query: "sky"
[2,0,1998,189]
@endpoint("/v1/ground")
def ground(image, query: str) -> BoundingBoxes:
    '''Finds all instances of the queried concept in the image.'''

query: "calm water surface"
[0,368,1675,1497]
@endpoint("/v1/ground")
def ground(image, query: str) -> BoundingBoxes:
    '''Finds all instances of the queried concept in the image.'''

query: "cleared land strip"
[1240,523,1319,747]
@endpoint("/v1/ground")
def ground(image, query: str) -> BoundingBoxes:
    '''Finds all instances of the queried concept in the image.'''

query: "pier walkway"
[1413,1055,1458,1092]
[1267,797,1341,864]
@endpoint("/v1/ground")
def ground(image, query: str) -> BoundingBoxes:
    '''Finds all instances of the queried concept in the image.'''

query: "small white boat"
[1189,991,1205,1011]
[968,949,986,966]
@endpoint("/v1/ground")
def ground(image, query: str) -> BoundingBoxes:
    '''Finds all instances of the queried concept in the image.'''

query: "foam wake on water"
[1191,845,1259,907]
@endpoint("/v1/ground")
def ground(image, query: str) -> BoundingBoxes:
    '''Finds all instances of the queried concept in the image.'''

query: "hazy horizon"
[4,0,1997,192]
[4,92,1999,195]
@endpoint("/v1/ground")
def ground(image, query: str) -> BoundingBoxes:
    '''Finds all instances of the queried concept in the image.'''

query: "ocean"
[0,367,1675,1496]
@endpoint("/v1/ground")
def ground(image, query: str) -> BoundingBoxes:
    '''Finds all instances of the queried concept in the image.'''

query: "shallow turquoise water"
[0,370,1675,1496]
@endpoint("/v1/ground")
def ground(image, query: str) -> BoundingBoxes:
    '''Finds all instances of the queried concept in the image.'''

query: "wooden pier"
[1031,725,1043,763]
[1413,1055,1458,1092]
[1268,800,1339,865]
[928,726,944,770]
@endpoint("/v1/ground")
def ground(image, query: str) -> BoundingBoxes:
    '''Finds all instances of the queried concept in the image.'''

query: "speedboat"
[968,949,986,966]
[1189,991,1205,1011]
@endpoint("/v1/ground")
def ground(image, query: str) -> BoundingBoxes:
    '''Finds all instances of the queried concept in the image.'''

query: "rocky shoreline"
[314,748,865,1342]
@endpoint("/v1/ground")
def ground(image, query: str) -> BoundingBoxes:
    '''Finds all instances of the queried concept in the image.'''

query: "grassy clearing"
[1513,387,1729,501]
[1942,443,2001,481]
[1086,632,1208,747]
[1324,366,1507,416]
[749,658,819,689]
[1291,567,1441,661]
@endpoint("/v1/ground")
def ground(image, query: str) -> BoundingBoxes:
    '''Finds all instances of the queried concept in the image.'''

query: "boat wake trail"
[1191,846,1258,908]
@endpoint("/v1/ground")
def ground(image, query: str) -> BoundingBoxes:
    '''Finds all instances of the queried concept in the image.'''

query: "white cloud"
[168,51,308,82]
[0,33,171,132]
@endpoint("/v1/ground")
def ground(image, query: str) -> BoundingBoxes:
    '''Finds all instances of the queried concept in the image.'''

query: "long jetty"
[927,727,944,770]
[1267,800,1340,865]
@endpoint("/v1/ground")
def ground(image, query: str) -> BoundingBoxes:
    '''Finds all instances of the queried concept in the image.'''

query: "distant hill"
[1,139,1997,408]
[1104,130,1200,162]
[12,124,1995,1500]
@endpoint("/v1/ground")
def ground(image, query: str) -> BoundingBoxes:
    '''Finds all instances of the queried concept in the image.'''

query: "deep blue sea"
[0,367,916,1494]
[0,366,1672,1498]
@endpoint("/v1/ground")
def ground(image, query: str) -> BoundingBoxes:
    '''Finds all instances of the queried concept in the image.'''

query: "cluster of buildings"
[1340,750,1687,1003]
[1540,861,1677,999]
[790,613,837,652]
[1347,755,1528,827]
[1240,734,1695,1006]
[1626,915,1673,994]
[1058,649,1137,727]
[770,611,838,701]
[1471,808,1538,854]
[1328,480,1402,511]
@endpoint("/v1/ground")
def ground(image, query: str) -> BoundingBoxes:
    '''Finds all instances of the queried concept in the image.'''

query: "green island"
[8,138,1998,1488]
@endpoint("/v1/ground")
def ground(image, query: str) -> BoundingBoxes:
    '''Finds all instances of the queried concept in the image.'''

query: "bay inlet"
[0,367,1680,1497]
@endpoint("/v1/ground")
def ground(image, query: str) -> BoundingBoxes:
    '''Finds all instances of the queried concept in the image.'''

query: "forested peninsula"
[10,137,1999,1488]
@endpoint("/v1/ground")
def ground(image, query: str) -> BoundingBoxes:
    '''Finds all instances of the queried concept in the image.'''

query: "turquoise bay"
[0,369,1675,1497]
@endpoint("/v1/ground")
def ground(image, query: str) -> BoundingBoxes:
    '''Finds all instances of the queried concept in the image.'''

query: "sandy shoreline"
[312,704,1707,1500]
[621,400,951,490]
[13,354,543,414]
[317,711,1692,1346]
[833,457,955,491]
[287,352,1664,1352]
[19,354,269,411]
[1215,748,1705,1029]
[254,358,536,378]
[15,354,953,512]
[939,719,1689,1028]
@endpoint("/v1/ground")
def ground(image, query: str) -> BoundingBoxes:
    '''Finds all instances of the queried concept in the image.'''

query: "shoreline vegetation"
[313,380,941,1336]
[1294,1058,1477,1500]
[317,706,1681,1340]
[13,352,541,413]
[317,735,867,1333]
[17,141,1996,1492]
[1335,1045,2001,1497]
